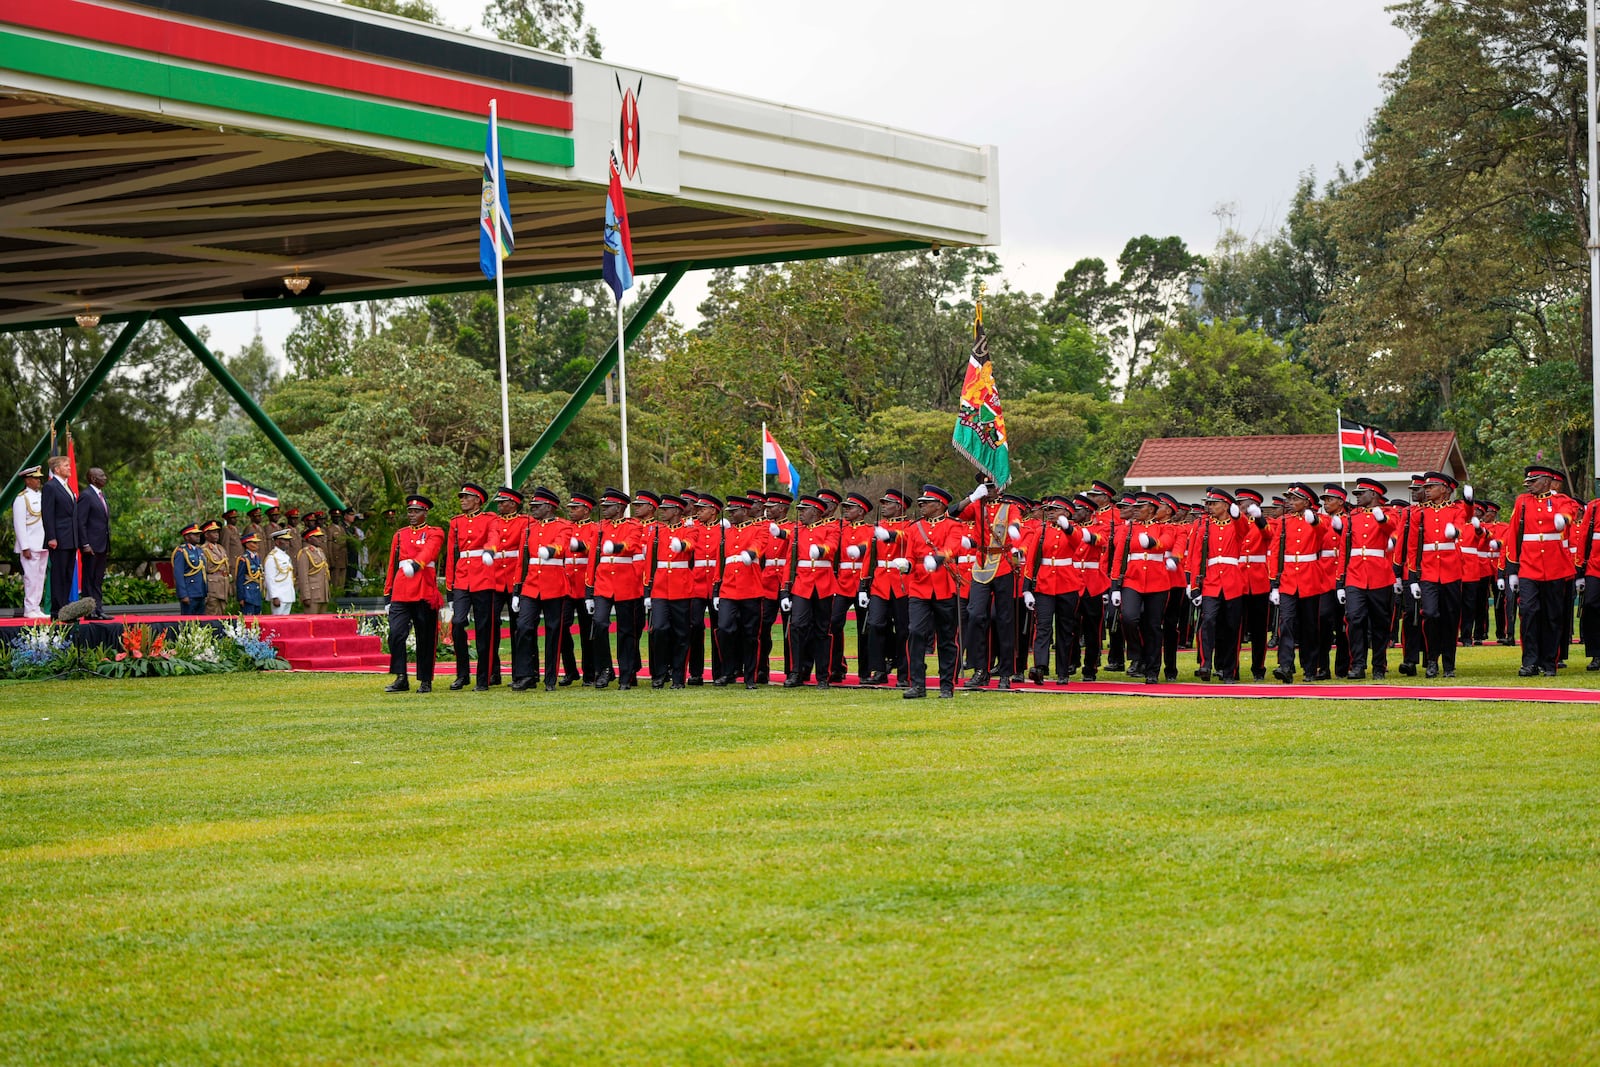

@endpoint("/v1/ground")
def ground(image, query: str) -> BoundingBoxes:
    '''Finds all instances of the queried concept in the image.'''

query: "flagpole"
[491,99,513,488]
[1336,408,1346,488]
[762,422,768,496]
[617,298,630,498]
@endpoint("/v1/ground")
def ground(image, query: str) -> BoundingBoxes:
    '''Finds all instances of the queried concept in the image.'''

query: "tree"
[1115,235,1204,391]
[483,0,602,56]
[343,0,443,23]
[1045,256,1124,339]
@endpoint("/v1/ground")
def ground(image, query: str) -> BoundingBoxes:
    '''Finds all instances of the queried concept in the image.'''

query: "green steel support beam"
[511,263,688,487]
[161,313,346,512]
[1,313,150,510]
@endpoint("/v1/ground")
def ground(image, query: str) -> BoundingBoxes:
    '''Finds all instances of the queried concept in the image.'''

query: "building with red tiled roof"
[1124,432,1466,501]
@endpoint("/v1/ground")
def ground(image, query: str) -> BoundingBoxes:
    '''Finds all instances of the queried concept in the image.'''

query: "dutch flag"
[763,426,799,496]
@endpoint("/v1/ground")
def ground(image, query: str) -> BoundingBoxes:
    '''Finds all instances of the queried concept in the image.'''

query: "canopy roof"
[0,0,998,330]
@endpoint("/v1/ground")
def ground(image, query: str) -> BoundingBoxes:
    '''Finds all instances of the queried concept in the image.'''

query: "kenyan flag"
[224,468,279,511]
[1339,417,1399,468]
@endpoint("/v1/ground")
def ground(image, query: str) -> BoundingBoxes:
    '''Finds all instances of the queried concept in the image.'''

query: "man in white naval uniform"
[11,465,48,618]
[264,528,298,615]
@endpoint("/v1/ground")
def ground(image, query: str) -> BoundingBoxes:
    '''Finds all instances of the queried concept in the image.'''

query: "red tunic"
[385,524,445,607]
[1405,501,1471,584]
[1111,521,1175,595]
[1183,516,1248,599]
[444,512,497,593]
[1341,507,1397,591]
[565,520,599,598]
[901,517,966,599]
[1269,513,1334,596]
[837,521,874,595]
[494,515,529,592]
[1504,492,1579,581]
[717,520,770,600]
[647,522,697,600]
[1027,520,1085,596]
[519,517,575,600]
[787,521,841,598]
[589,518,646,599]
[867,519,909,598]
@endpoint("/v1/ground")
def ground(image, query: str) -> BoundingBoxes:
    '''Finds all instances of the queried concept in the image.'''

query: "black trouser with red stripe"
[514,595,568,684]
[1161,589,1185,675]
[1419,580,1461,671]
[1070,592,1105,677]
[1344,584,1392,675]
[1197,593,1242,680]
[1031,590,1078,677]
[451,588,495,686]
[1240,592,1269,679]
[387,599,437,684]
[1518,577,1566,672]
[1119,588,1166,676]
[687,596,717,682]
[866,592,909,682]
[964,574,1016,678]
[788,591,835,684]
[1275,591,1322,677]
[908,595,960,692]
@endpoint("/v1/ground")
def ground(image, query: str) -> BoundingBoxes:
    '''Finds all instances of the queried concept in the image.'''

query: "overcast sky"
[196,0,1412,356]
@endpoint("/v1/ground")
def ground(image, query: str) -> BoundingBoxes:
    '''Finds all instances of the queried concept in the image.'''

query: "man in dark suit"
[74,466,111,619]
[40,455,77,619]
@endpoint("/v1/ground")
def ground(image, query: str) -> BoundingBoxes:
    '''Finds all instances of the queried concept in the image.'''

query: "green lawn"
[2,675,1598,1065]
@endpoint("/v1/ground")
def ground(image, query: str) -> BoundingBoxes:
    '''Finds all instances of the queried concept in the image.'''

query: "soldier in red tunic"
[444,482,497,691]
[383,494,445,693]
[560,492,600,686]
[1269,483,1335,684]
[1183,487,1254,683]
[646,494,696,689]
[1505,464,1580,676]
[587,487,647,689]
[862,489,912,687]
[781,495,842,688]
[1405,471,1474,678]
[713,495,771,689]
[1341,477,1397,680]
[901,484,968,699]
[513,486,574,692]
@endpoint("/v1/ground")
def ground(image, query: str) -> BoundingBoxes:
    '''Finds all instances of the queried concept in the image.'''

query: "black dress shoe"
[670,681,685,690]
[1164,670,1177,682]
[473,682,489,691]
[901,686,925,699]
[783,679,804,688]
[651,679,667,689]
[449,677,468,691]
[1196,668,1212,681]
[1313,669,1331,681]
[1055,676,1070,686]
[489,674,503,686]
[384,679,409,693]
[865,673,888,686]
[816,681,830,690]
[1081,671,1096,682]
[1424,664,1438,679]
[510,680,530,692]
[1251,671,1265,682]
[1105,661,1125,673]
[417,682,432,693]
[937,686,955,698]
[745,681,759,690]
[687,677,703,686]
[1588,657,1600,671]
[1026,667,1043,684]
[543,682,556,692]
[963,672,988,689]
[997,678,1011,690]
[1346,670,1366,681]
[1518,665,1538,677]
[1144,672,1158,684]
[1272,666,1294,683]
[1542,667,1558,677]
[1371,671,1385,681]
[1443,668,1455,679]
[1398,663,1417,676]
[617,682,634,690]
[559,676,577,687]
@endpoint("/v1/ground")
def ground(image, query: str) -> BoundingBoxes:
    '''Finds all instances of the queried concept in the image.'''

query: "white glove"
[1246,504,1262,520]
[585,597,596,614]
[769,522,782,537]
[1489,539,1500,551]
[961,536,975,549]
[1008,523,1023,540]
[721,518,731,529]
[1496,577,1505,591]
[1555,514,1568,532]
[970,483,989,501]
[712,595,721,611]
[1080,528,1095,544]
[846,545,862,560]
[1304,510,1318,526]
[1509,574,1519,594]
[683,517,695,527]
[1110,590,1122,608]
[602,540,616,554]
[1409,582,1421,599]
[570,537,582,551]
[1394,579,1402,594]
[809,545,823,561]
[1336,588,1347,605]
[874,525,892,542]
[644,596,652,611]
[1331,515,1344,533]
[1229,503,1240,519]
[480,549,496,566]
[892,558,912,574]
[1191,591,1203,607]
[923,554,939,573]
[857,591,869,609]
[1023,591,1036,611]
[1463,484,1474,502]
[511,595,520,612]
[1056,515,1072,530]
[670,538,684,553]
[1372,506,1386,523]
[1469,517,1481,530]
[742,550,757,565]
[399,559,417,577]
[1444,523,1458,540]
[538,545,553,561]
[1579,578,1588,595]
[1164,556,1178,572]
[1138,532,1155,550]
[1269,588,1280,606]
[1387,536,1397,551]
[780,596,792,612]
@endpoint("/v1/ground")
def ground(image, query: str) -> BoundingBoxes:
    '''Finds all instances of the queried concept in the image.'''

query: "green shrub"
[102,572,175,606]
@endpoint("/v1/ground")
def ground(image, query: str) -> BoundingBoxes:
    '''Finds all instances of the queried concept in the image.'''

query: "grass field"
[3,673,1599,1065]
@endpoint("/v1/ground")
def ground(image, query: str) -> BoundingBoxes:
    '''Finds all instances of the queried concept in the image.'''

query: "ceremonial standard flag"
[1339,416,1399,468]
[952,301,1011,487]
[224,469,279,512]
[763,427,800,496]
[602,152,634,301]
[479,107,514,280]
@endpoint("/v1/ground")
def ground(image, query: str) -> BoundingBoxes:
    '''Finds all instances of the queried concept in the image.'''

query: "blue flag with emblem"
[479,106,514,279]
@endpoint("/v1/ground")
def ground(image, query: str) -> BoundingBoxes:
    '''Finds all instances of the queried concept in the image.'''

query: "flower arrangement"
[8,622,76,678]
[97,623,173,678]
[171,621,225,667]
[218,618,290,671]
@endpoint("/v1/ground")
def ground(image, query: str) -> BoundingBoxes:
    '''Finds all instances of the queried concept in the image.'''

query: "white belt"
[795,559,831,569]
[1524,532,1564,542]
[839,562,862,571]
[495,550,518,559]
[1040,558,1074,567]
[529,559,565,566]
[1319,550,1337,558]
[957,555,976,564]
[654,561,690,570]
[1284,553,1318,563]
[763,560,783,568]
[1073,560,1100,569]
[694,560,717,568]
[600,555,635,564]
[724,555,749,565]
[1591,533,1600,542]
[456,551,486,560]
[1460,547,1482,557]
[1350,548,1387,558]
[1127,552,1162,562]
[1421,543,1457,552]
[1204,556,1238,566]
[1245,555,1267,564]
